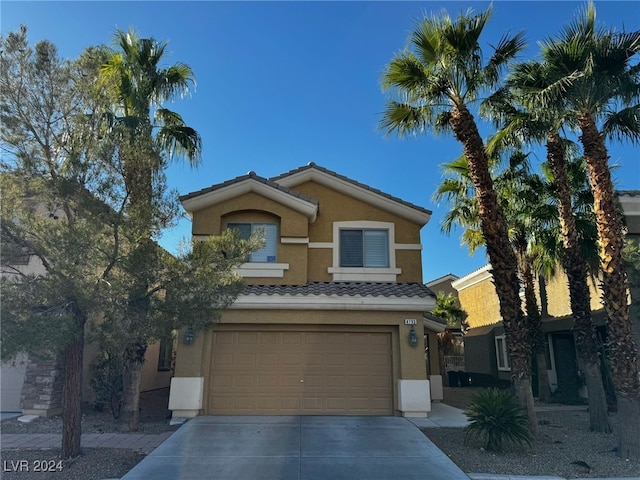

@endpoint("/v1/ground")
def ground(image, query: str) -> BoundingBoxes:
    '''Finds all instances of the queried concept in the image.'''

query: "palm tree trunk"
[450,103,536,434]
[515,245,551,403]
[537,276,551,402]
[578,115,640,457]
[61,306,86,459]
[547,131,611,432]
[118,139,155,432]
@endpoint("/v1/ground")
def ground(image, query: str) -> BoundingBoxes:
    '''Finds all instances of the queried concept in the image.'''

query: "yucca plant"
[464,388,534,451]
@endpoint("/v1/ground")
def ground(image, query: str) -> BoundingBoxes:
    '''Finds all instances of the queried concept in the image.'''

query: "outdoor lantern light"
[408,326,418,347]
[183,326,195,345]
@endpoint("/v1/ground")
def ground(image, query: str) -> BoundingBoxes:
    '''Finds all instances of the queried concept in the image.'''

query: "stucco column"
[170,327,208,420]
[397,322,431,417]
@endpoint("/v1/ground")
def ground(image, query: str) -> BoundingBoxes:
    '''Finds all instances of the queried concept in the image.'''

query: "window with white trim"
[495,335,511,371]
[228,223,278,263]
[339,229,389,268]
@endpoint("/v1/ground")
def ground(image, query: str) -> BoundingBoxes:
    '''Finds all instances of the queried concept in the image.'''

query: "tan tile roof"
[242,282,435,298]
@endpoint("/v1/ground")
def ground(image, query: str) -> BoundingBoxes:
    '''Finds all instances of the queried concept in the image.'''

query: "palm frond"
[379,100,433,137]
[381,53,432,94]
[155,125,202,166]
[484,31,527,85]
[602,104,640,144]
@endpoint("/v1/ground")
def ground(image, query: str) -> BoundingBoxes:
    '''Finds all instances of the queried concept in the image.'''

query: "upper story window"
[339,229,389,268]
[327,221,401,282]
[228,223,278,263]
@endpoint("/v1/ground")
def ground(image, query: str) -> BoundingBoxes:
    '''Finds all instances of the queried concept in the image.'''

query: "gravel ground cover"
[424,410,639,479]
[423,386,640,479]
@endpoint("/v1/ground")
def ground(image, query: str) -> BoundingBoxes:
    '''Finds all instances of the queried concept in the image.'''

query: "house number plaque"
[404,319,417,325]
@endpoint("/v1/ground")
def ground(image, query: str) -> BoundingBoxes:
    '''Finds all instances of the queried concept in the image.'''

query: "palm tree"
[380,6,537,431]
[514,3,640,457]
[100,28,202,430]
[435,151,553,405]
[483,88,611,432]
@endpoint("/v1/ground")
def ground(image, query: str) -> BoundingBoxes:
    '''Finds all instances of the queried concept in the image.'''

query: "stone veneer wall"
[20,358,64,417]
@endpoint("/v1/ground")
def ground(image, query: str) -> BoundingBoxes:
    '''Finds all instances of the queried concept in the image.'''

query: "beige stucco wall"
[428,278,459,299]
[457,278,501,328]
[544,270,604,317]
[297,181,423,283]
[188,180,425,284]
[191,192,311,285]
[192,192,309,238]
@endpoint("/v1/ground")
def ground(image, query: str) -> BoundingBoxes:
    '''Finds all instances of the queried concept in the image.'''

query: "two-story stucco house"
[168,163,445,419]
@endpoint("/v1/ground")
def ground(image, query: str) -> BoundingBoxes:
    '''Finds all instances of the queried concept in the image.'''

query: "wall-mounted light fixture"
[408,326,418,347]
[183,326,195,345]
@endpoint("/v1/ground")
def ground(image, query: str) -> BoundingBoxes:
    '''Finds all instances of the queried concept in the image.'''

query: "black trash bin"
[458,370,470,387]
[447,370,460,387]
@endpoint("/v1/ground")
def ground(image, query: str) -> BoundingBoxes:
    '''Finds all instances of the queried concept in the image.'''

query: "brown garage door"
[208,330,393,415]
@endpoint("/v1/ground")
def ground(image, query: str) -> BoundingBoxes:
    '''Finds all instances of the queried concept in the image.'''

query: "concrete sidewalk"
[0,431,173,454]
[410,401,471,428]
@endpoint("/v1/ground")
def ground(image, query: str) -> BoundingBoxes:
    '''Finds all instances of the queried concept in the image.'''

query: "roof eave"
[180,179,318,222]
[230,294,435,311]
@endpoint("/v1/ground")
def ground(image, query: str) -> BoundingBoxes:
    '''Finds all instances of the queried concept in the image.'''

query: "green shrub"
[90,349,124,419]
[464,388,534,452]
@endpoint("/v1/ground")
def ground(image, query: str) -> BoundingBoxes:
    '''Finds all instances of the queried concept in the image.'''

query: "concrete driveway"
[121,415,469,480]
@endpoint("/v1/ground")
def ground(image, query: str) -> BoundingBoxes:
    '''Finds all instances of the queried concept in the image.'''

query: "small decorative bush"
[464,388,534,452]
[90,350,124,419]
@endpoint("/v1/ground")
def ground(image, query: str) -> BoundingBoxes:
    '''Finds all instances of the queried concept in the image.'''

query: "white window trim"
[329,221,400,282]
[495,334,511,371]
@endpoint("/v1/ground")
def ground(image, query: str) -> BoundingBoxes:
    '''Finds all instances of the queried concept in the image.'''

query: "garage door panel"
[208,331,392,415]
[282,353,302,366]
[238,332,258,344]
[281,375,302,387]
[325,353,347,365]
[259,353,279,365]
[236,354,257,366]
[283,333,302,344]
[215,332,235,345]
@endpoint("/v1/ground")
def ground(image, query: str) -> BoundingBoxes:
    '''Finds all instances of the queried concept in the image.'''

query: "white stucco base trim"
[398,379,431,417]
[169,377,204,419]
[429,375,444,402]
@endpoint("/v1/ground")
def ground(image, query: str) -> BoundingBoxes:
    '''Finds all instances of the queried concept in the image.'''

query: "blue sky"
[3,1,639,282]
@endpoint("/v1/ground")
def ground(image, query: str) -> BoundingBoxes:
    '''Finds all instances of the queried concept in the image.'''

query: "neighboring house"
[0,246,174,416]
[453,191,640,400]
[426,274,460,299]
[169,163,444,419]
